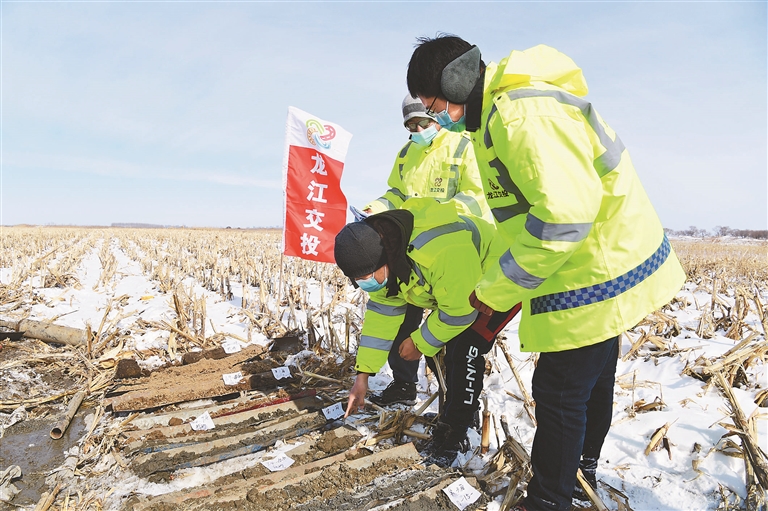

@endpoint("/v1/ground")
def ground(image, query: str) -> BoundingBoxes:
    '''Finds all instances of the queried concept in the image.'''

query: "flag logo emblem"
[306,119,337,150]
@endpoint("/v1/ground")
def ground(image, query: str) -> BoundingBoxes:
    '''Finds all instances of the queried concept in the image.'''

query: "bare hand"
[398,337,422,361]
[345,374,369,418]
[469,290,494,316]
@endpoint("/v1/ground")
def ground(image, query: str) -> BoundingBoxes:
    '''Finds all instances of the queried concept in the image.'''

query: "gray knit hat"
[334,222,387,283]
[401,94,436,125]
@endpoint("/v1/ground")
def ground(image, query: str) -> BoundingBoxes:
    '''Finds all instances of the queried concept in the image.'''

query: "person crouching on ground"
[360,94,492,408]
[334,197,520,467]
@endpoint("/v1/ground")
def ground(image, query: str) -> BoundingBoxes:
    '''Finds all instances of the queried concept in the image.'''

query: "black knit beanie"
[334,222,387,282]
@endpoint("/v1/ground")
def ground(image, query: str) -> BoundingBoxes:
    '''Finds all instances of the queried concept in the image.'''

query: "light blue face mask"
[410,125,439,146]
[434,102,466,132]
[356,267,388,292]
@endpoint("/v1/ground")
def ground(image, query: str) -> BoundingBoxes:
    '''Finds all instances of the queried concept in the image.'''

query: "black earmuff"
[441,46,482,104]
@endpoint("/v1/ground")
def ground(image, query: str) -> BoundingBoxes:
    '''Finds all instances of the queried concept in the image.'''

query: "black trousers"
[442,304,521,430]
[524,336,619,511]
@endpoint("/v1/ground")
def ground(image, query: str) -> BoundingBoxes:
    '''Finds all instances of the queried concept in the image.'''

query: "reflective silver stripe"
[412,264,426,286]
[438,308,478,326]
[499,250,545,289]
[387,187,407,202]
[458,215,482,255]
[359,335,392,351]
[411,223,468,250]
[595,137,625,177]
[505,89,625,177]
[375,197,395,210]
[454,193,483,218]
[483,104,498,149]
[454,136,470,158]
[367,300,408,317]
[420,321,445,349]
[398,164,405,180]
[525,214,592,242]
[447,136,469,198]
[447,165,459,197]
[399,141,412,159]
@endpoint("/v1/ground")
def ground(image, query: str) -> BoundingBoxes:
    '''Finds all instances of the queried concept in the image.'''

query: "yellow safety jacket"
[470,45,686,353]
[355,198,505,374]
[364,129,492,222]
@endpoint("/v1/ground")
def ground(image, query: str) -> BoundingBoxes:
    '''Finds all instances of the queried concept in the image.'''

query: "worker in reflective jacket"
[364,94,490,221]
[358,95,492,409]
[407,37,685,511]
[334,198,519,468]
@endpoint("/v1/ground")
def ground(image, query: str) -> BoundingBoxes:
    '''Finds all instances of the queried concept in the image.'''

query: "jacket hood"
[485,44,588,97]
[364,209,414,297]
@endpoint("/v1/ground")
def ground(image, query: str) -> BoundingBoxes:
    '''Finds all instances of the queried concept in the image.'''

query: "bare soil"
[0,340,89,506]
[1,340,494,511]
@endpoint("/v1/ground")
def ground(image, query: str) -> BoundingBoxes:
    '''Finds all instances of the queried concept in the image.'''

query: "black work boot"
[572,456,598,501]
[369,380,417,406]
[421,422,469,468]
[421,421,451,456]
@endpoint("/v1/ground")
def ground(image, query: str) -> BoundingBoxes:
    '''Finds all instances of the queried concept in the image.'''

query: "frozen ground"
[0,232,765,510]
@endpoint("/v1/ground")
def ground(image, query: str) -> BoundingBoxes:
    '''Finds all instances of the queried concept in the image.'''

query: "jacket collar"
[465,67,486,132]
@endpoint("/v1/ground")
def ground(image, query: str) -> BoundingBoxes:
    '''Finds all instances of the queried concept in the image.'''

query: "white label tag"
[221,340,242,354]
[261,452,295,472]
[190,411,215,431]
[271,366,292,380]
[322,402,345,420]
[443,477,481,510]
[222,372,244,386]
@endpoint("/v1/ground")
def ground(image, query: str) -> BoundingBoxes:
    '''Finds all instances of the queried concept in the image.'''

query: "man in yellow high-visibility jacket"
[364,94,490,220]
[334,198,519,467]
[407,37,685,511]
[359,95,492,408]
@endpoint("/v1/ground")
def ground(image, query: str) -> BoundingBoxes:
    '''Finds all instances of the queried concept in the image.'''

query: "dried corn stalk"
[645,422,673,459]
[713,371,768,491]
[601,480,634,511]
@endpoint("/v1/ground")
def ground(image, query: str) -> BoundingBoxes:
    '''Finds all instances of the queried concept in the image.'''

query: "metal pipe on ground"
[50,390,86,439]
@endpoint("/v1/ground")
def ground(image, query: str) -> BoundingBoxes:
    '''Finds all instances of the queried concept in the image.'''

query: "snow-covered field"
[0,227,765,510]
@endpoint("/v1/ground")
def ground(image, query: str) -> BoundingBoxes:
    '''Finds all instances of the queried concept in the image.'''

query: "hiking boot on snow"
[369,380,417,406]
[421,422,470,468]
[422,421,451,454]
[572,456,598,502]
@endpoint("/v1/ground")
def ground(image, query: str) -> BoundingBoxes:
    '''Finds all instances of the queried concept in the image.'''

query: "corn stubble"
[0,230,766,510]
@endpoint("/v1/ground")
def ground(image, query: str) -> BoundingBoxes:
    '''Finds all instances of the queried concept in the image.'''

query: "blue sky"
[1,1,766,230]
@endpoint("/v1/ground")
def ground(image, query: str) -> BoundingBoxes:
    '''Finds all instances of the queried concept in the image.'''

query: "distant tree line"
[664,226,768,239]
[112,223,167,228]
